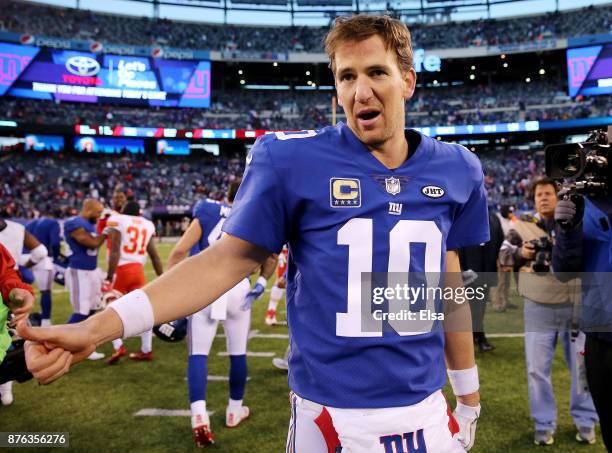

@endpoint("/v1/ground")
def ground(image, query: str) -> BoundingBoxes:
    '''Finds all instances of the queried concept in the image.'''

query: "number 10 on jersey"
[336,218,442,338]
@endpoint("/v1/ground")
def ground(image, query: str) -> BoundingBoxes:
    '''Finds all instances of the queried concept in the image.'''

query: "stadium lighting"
[307,80,312,85]
[305,70,311,76]
[433,80,438,85]
[273,62,278,67]
[526,77,531,83]
[469,74,475,80]
[503,62,509,68]
[539,68,546,75]
[471,65,476,70]
[240,79,246,84]
[501,54,506,59]
[238,69,243,75]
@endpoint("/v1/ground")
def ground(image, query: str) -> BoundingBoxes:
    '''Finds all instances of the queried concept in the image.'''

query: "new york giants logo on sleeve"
[330,178,361,208]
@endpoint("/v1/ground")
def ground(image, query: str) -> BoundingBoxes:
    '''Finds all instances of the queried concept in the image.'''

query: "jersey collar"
[338,122,434,176]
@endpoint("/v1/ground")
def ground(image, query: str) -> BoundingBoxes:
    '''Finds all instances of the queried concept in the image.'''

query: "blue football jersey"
[223,123,489,408]
[64,216,98,270]
[190,199,231,256]
[26,217,61,260]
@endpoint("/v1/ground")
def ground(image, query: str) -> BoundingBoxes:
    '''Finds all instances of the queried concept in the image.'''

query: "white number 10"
[336,218,442,337]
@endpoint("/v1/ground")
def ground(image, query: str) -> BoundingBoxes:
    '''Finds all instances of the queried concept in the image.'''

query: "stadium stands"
[2,81,610,130]
[0,1,608,218]
[0,152,244,219]
[0,135,541,219]
[0,1,611,52]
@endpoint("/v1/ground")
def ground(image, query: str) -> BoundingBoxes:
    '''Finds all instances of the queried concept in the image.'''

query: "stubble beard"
[355,118,396,151]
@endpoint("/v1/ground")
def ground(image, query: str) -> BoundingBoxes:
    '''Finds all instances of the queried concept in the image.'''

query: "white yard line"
[250,333,289,339]
[217,351,275,357]
[134,409,214,417]
[183,375,251,381]
[216,331,288,340]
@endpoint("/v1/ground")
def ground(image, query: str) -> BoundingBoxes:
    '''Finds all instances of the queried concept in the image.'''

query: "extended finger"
[39,351,72,385]
[27,345,67,374]
[17,322,56,344]
[36,350,72,385]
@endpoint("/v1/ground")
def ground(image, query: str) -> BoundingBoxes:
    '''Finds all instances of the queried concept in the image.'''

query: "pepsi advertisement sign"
[0,42,211,107]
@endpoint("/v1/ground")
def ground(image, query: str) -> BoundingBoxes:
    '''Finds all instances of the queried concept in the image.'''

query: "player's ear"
[334,81,342,107]
[402,68,417,101]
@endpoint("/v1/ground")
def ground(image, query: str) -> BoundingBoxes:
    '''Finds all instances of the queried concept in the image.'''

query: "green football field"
[2,242,606,452]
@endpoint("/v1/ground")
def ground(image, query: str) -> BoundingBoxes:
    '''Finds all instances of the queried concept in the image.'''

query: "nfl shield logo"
[385,177,401,195]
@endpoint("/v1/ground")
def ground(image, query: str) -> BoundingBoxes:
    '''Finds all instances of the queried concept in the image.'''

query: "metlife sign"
[413,49,442,73]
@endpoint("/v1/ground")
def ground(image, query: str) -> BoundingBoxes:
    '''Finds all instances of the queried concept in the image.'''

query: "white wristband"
[256,276,267,287]
[448,366,479,396]
[108,289,155,338]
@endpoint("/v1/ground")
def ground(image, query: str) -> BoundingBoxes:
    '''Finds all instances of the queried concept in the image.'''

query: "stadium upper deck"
[1,0,610,54]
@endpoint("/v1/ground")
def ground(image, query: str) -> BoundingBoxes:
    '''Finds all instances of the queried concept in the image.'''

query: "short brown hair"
[324,14,413,75]
[529,177,558,201]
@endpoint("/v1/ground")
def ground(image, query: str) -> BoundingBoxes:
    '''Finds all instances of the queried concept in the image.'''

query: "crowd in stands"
[1,1,611,53]
[480,147,543,212]
[1,142,542,222]
[2,81,610,130]
[0,152,244,219]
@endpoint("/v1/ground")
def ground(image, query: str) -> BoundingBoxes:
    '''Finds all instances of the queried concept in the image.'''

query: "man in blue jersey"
[166,180,276,447]
[167,180,248,447]
[21,15,487,452]
[25,213,61,326]
[63,199,108,361]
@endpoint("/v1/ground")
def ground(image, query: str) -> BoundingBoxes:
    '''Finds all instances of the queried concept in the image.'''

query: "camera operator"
[552,128,612,450]
[499,177,598,446]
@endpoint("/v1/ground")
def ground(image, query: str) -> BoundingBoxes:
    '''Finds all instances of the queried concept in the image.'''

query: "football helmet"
[99,289,123,310]
[153,318,188,342]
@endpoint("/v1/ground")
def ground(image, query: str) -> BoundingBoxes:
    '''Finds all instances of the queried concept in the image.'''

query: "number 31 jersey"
[223,122,490,409]
[107,214,155,266]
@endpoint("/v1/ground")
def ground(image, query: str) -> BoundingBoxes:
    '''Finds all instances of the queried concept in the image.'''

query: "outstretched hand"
[17,322,97,384]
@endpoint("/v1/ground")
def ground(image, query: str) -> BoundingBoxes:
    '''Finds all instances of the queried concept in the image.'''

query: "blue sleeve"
[25,220,36,234]
[192,200,206,219]
[222,138,287,254]
[446,174,490,250]
[63,218,83,239]
[63,219,75,237]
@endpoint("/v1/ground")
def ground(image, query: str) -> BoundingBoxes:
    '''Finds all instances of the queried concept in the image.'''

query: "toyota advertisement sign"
[0,42,211,107]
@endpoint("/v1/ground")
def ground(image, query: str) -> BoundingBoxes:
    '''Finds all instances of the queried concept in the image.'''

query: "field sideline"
[2,242,605,452]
